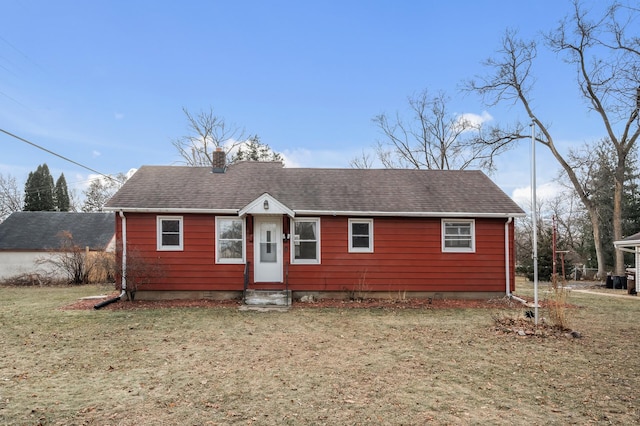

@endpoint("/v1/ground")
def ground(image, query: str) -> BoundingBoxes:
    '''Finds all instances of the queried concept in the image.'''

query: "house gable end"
[239,193,295,217]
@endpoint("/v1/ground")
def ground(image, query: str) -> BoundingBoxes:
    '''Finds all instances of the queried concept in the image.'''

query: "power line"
[0,88,31,110]
[0,34,47,75]
[0,128,122,183]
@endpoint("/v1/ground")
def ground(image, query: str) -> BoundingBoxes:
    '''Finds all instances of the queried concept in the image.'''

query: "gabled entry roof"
[238,193,295,217]
[105,161,525,218]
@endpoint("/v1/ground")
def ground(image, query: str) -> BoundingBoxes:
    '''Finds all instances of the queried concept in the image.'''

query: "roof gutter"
[103,207,239,214]
[103,207,525,219]
[270,210,526,218]
[614,239,640,254]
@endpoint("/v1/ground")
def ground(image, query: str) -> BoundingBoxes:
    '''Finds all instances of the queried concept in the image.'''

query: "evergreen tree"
[82,173,127,212]
[23,164,55,211]
[516,219,571,282]
[54,173,70,211]
[577,145,640,269]
[230,136,283,164]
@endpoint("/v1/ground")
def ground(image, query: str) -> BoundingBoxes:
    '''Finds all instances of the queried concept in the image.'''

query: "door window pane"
[260,230,278,263]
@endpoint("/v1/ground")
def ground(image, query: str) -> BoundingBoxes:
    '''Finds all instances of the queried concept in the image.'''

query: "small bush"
[1,273,66,287]
[546,276,571,330]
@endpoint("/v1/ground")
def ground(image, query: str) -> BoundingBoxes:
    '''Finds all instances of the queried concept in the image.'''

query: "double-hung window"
[216,217,245,263]
[292,218,320,264]
[157,216,183,251]
[442,219,475,253]
[349,218,373,253]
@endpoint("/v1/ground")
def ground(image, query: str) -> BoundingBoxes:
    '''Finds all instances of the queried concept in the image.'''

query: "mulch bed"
[61,293,526,311]
[61,293,581,339]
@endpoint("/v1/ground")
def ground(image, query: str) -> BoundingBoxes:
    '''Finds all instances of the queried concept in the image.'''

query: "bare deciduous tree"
[117,245,165,301]
[349,150,375,169]
[0,173,22,222]
[366,90,510,172]
[39,231,114,284]
[468,1,640,278]
[172,107,248,166]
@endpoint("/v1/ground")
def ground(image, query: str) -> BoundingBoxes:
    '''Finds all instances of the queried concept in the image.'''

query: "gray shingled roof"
[615,231,640,245]
[0,212,115,250]
[105,162,525,217]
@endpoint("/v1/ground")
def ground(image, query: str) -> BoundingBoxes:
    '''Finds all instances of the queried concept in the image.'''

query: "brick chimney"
[212,147,226,173]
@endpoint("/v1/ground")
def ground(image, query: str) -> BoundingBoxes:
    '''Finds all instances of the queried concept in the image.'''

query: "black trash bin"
[613,275,622,289]
[606,275,613,288]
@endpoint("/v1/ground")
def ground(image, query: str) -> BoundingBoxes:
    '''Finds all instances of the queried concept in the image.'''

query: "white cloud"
[512,181,565,211]
[0,163,32,178]
[280,147,357,168]
[124,168,137,179]
[92,150,101,158]
[455,110,493,131]
[114,112,124,120]
[81,168,137,190]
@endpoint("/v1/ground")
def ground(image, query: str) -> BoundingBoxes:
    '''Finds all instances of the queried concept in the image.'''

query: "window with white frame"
[292,218,320,263]
[157,216,183,251]
[216,217,245,263]
[442,219,475,252]
[349,218,373,253]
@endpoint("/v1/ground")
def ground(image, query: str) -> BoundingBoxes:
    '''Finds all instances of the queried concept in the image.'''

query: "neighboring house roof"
[614,231,640,253]
[618,231,640,243]
[105,162,525,217]
[0,212,115,251]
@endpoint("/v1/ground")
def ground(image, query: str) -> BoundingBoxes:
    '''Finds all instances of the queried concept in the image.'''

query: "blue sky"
[0,0,613,205]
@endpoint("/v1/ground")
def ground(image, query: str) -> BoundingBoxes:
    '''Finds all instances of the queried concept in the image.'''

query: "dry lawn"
[1,283,639,425]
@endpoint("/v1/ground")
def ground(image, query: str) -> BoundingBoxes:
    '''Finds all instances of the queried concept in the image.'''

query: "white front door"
[254,216,283,283]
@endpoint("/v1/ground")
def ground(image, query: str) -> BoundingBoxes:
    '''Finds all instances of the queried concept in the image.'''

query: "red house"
[104,154,524,303]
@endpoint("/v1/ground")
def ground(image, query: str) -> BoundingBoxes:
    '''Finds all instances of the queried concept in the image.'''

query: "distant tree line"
[0,164,130,222]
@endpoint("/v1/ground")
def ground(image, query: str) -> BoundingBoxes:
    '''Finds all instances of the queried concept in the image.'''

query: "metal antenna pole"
[531,122,539,325]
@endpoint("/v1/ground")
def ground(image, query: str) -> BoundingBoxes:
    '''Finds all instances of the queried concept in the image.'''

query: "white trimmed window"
[442,219,475,252]
[292,218,320,264]
[349,218,373,253]
[157,216,183,251]
[216,217,245,263]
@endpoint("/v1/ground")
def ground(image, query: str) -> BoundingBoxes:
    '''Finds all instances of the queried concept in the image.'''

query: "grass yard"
[1,283,639,425]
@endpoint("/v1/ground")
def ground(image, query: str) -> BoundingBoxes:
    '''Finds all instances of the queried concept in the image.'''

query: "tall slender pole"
[531,123,539,325]
[552,215,557,281]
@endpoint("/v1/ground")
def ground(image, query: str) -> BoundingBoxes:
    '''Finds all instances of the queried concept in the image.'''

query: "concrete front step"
[244,289,292,306]
[238,305,290,312]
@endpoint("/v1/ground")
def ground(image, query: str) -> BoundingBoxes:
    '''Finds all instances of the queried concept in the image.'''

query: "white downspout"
[118,210,127,299]
[505,217,513,297]
[505,216,528,305]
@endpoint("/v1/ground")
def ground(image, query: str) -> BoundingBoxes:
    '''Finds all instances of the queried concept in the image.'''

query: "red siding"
[120,214,244,291]
[287,216,514,293]
[116,213,516,294]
